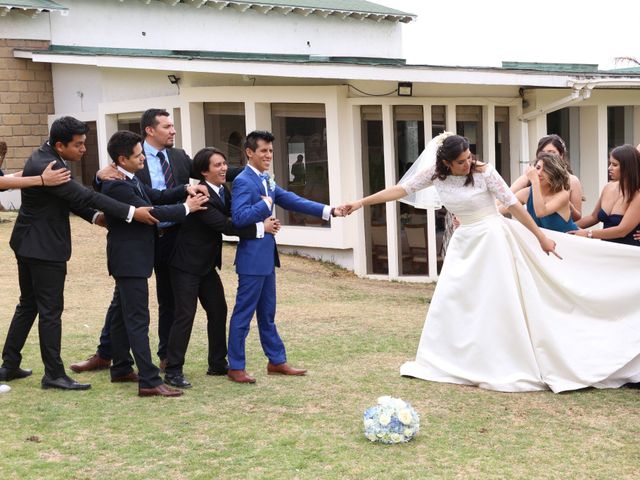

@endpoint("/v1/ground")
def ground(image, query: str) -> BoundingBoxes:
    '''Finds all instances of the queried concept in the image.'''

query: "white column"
[579,105,608,214]
[350,105,368,277]
[446,104,456,133]
[245,102,272,133]
[96,112,118,168]
[381,104,400,279]
[633,106,640,146]
[483,104,495,164]
[180,102,204,158]
[510,105,523,181]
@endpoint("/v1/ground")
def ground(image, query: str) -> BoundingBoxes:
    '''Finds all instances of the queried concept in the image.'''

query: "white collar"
[116,165,136,180]
[248,164,267,178]
[205,180,223,195]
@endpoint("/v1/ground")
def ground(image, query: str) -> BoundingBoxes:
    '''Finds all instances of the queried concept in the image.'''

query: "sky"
[374,0,640,69]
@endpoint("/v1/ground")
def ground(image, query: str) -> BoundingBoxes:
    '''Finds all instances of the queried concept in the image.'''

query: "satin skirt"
[400,214,640,393]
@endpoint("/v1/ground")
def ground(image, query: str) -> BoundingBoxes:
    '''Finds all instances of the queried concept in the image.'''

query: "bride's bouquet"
[363,396,420,444]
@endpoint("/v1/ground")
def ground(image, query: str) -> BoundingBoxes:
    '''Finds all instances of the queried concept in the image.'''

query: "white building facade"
[2,0,640,281]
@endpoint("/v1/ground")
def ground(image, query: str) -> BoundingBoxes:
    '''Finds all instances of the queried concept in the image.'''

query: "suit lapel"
[204,181,225,211]
[137,141,152,187]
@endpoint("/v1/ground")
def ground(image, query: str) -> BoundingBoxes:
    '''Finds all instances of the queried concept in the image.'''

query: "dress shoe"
[159,359,168,373]
[70,354,111,373]
[41,375,91,390]
[138,384,183,397]
[164,373,192,389]
[111,371,139,383]
[0,366,33,381]
[227,369,256,384]
[206,366,229,376]
[267,362,307,376]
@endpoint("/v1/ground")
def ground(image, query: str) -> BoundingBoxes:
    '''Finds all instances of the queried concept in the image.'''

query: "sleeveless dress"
[398,164,640,393]
[526,187,577,233]
[597,209,640,246]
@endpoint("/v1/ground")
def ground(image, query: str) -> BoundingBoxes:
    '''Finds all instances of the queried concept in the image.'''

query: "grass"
[0,213,638,479]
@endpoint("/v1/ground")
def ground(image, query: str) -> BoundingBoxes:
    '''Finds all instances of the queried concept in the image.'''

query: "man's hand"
[41,161,71,186]
[187,184,209,197]
[186,193,209,212]
[634,230,640,241]
[264,216,281,235]
[96,163,125,181]
[133,206,159,225]
[331,206,347,217]
[94,212,107,228]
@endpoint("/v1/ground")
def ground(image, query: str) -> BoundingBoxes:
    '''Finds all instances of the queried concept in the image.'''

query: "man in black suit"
[0,117,158,391]
[102,130,208,397]
[164,148,279,388]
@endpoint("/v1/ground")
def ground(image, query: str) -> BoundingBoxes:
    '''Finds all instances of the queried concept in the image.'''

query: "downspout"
[517,82,591,173]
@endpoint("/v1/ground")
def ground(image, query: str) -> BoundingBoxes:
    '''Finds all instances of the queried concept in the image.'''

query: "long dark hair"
[431,135,477,186]
[610,144,640,201]
[536,134,573,174]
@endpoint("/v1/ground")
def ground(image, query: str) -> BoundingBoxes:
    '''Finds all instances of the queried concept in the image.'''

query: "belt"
[157,224,180,237]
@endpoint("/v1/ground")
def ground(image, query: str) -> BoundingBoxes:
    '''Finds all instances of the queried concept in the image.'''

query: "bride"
[343,133,640,393]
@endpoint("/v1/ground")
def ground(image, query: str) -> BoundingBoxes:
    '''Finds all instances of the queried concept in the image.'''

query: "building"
[2,0,640,281]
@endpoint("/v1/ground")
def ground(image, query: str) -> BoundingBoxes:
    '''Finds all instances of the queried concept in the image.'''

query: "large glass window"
[495,106,510,180]
[431,106,446,138]
[361,106,387,274]
[394,105,427,276]
[204,102,246,168]
[117,112,143,136]
[456,105,483,161]
[271,103,329,227]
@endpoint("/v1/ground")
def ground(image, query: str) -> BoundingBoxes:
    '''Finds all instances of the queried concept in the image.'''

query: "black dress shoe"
[206,366,229,376]
[41,375,91,390]
[0,366,33,381]
[164,374,192,389]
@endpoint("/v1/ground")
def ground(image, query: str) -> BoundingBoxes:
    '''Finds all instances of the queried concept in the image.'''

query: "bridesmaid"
[511,152,577,233]
[571,144,640,245]
[511,134,583,220]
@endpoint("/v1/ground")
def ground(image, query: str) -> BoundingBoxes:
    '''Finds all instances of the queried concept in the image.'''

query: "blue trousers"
[227,272,286,370]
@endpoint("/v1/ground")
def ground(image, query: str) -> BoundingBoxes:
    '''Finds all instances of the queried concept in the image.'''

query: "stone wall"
[0,39,53,173]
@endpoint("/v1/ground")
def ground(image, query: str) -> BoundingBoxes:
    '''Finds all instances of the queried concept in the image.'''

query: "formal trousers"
[91,227,180,362]
[227,272,286,371]
[2,255,67,378]
[165,267,228,375]
[109,277,162,389]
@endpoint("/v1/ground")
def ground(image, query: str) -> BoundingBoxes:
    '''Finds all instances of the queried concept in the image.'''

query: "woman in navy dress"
[571,144,640,245]
[510,152,577,233]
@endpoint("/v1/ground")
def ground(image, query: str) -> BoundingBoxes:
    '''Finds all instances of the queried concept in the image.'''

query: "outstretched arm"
[342,185,408,215]
[0,161,70,190]
[507,203,560,258]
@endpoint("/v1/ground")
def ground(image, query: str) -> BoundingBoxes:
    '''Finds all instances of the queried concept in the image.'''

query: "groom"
[227,130,344,383]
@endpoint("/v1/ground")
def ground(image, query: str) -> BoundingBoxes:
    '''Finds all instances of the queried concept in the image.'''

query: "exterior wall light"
[398,82,413,96]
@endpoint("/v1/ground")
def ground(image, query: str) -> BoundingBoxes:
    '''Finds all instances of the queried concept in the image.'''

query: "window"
[456,105,483,161]
[495,106,510,180]
[204,102,246,168]
[117,112,143,136]
[271,103,329,227]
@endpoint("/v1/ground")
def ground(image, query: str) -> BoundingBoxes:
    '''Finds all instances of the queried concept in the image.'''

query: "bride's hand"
[540,236,562,259]
[342,200,363,216]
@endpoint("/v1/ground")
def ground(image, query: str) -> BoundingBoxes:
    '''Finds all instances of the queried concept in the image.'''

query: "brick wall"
[0,39,53,173]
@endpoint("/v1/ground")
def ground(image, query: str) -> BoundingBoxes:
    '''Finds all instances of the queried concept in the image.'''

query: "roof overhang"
[14,47,640,90]
[117,0,415,23]
[0,1,67,17]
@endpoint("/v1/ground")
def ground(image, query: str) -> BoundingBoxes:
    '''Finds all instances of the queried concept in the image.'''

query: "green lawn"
[0,214,638,479]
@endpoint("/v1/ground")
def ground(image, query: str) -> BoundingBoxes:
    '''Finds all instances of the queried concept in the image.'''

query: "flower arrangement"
[363,396,420,444]
[267,175,276,191]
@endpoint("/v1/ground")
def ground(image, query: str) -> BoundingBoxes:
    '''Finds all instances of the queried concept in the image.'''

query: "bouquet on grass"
[363,396,420,444]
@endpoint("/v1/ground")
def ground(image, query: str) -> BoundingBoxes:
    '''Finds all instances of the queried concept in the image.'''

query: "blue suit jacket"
[232,166,326,275]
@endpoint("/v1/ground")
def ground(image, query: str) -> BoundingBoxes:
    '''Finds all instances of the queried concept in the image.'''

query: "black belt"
[157,224,180,237]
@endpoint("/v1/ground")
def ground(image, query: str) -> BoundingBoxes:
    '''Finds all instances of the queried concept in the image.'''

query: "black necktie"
[157,151,175,188]
[132,176,149,202]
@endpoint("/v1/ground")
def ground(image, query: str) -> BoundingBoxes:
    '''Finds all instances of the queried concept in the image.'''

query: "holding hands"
[186,184,209,198]
[185,193,209,212]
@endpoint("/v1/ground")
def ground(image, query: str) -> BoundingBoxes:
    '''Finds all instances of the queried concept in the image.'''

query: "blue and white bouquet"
[363,396,420,444]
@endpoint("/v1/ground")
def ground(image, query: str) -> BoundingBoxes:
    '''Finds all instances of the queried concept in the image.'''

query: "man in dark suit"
[0,117,159,390]
[227,131,344,383]
[102,130,208,397]
[164,147,279,388]
[72,109,247,374]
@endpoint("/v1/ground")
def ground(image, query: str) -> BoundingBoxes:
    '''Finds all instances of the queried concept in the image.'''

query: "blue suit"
[228,166,326,370]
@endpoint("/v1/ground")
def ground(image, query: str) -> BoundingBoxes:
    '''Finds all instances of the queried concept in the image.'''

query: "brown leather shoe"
[267,362,307,376]
[227,369,256,384]
[159,359,168,373]
[138,384,183,397]
[111,371,139,383]
[70,353,111,373]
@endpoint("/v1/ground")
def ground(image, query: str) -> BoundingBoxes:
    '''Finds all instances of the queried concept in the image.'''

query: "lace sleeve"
[483,165,518,207]
[399,164,435,195]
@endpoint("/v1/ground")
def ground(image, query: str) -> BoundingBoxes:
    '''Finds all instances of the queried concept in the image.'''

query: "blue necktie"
[157,151,175,188]
[218,185,225,206]
[132,176,149,202]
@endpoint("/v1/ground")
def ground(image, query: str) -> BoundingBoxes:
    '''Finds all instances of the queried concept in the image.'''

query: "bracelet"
[587,230,593,239]
[40,174,44,186]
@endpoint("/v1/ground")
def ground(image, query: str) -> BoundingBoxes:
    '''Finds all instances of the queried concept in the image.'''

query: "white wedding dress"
[399,164,640,393]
